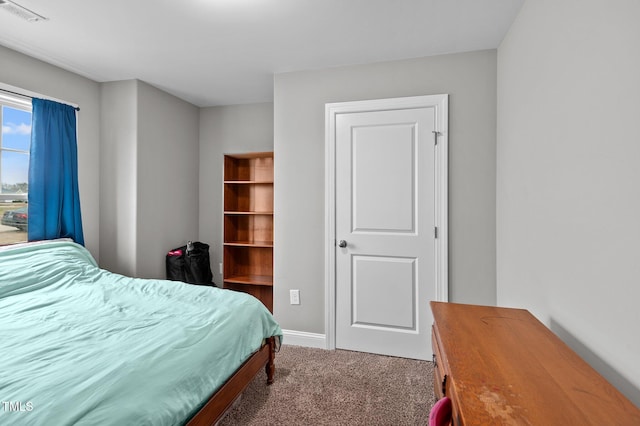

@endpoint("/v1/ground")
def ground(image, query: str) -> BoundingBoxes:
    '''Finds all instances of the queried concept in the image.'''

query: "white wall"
[100,80,200,278]
[274,51,497,334]
[0,45,101,259]
[199,103,274,285]
[497,0,640,406]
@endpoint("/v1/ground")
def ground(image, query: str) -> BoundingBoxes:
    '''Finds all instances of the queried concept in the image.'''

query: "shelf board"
[223,274,273,286]
[224,211,274,215]
[224,180,274,184]
[225,152,273,159]
[224,241,273,248]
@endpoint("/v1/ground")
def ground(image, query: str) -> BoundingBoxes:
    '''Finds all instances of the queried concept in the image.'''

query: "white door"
[327,95,448,360]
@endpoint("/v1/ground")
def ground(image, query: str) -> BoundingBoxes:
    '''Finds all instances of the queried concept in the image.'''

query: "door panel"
[352,255,416,330]
[352,123,415,233]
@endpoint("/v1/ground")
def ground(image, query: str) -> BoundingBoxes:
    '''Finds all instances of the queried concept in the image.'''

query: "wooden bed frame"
[186,336,277,426]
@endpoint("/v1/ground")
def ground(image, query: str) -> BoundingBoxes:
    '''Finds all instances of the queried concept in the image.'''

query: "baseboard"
[282,329,326,349]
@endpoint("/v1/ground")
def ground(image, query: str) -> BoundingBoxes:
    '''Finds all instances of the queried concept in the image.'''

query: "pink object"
[429,396,452,426]
[168,249,183,256]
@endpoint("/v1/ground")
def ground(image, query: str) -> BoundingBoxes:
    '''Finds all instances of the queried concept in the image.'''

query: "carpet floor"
[218,345,435,426]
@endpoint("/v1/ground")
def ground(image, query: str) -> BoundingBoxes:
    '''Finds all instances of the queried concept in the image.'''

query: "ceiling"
[0,0,524,107]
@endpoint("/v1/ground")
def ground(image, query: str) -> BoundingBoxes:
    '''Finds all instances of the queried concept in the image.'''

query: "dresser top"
[430,301,640,425]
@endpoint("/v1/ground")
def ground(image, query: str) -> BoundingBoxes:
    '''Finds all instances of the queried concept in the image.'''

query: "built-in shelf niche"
[223,152,274,312]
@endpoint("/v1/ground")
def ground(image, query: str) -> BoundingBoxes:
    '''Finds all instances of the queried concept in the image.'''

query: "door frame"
[324,94,449,350]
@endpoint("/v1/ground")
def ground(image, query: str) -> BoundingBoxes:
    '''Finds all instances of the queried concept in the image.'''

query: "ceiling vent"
[0,0,48,22]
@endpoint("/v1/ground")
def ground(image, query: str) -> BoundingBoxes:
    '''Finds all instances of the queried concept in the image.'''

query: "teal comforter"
[0,240,282,426]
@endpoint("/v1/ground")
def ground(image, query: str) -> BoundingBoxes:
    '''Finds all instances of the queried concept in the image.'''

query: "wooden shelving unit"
[223,152,273,312]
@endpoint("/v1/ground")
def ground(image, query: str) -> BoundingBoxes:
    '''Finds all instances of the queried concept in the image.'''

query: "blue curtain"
[28,98,84,245]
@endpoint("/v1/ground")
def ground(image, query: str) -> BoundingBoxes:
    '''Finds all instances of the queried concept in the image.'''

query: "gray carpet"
[218,345,435,425]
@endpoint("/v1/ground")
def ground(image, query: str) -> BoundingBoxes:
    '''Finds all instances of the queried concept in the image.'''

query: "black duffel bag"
[166,241,215,286]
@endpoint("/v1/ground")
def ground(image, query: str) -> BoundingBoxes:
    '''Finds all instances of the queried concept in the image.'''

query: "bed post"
[266,337,276,385]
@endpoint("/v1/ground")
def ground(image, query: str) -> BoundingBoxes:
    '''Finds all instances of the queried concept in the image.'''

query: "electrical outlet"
[290,289,300,305]
[219,263,223,274]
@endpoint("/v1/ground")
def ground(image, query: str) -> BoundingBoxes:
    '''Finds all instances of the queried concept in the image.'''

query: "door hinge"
[433,130,441,145]
[435,226,438,238]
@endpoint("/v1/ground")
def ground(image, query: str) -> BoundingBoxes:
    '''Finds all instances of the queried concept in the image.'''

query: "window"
[0,93,31,245]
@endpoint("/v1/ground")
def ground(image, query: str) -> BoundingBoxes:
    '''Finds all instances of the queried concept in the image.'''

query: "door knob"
[338,240,347,248]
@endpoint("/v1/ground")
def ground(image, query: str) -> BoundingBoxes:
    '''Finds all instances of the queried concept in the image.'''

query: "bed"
[0,239,282,425]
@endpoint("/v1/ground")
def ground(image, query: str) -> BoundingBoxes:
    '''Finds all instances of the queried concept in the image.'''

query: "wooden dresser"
[430,301,640,425]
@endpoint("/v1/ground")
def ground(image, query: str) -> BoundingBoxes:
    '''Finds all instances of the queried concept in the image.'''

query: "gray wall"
[100,81,138,276]
[0,45,101,259]
[274,51,497,334]
[100,80,200,278]
[137,81,200,278]
[497,0,640,405]
[199,103,274,285]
